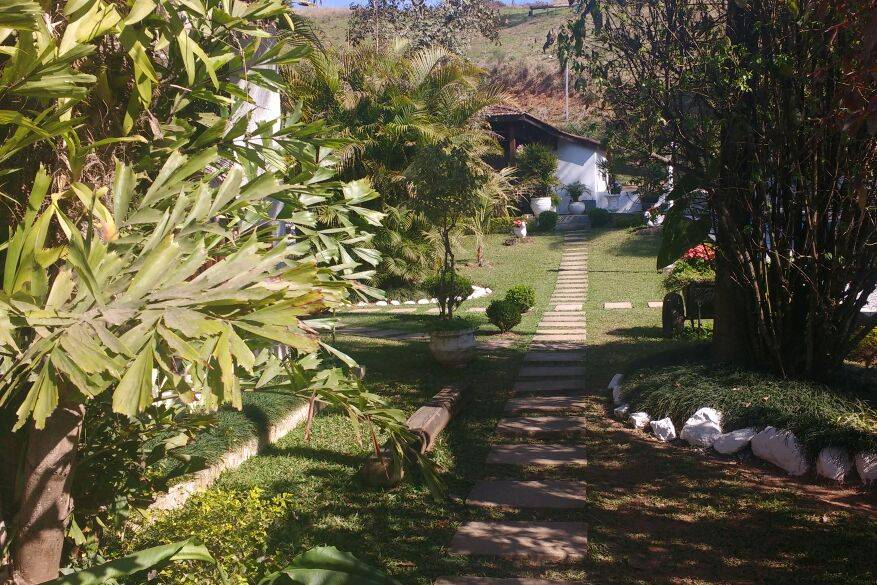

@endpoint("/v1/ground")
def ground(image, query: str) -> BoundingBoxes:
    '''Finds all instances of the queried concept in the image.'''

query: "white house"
[486,106,642,213]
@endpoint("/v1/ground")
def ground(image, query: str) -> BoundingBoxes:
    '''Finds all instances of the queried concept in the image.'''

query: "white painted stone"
[417,298,431,305]
[613,403,630,420]
[390,300,401,306]
[750,427,809,476]
[376,300,388,306]
[713,427,756,454]
[854,452,877,485]
[816,447,852,483]
[629,411,651,429]
[680,407,723,448]
[650,417,676,442]
[431,298,439,303]
[404,300,416,305]
[356,301,367,306]
[608,373,624,405]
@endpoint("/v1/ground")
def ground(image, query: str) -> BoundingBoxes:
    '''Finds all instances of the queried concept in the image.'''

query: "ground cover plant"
[622,362,877,456]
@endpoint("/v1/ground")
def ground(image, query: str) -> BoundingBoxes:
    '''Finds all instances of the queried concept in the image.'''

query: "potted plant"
[410,139,489,366]
[512,218,527,238]
[566,181,591,215]
[516,143,559,217]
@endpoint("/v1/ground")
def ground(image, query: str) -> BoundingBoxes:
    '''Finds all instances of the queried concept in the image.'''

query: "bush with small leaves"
[487,299,524,332]
[423,273,474,312]
[850,330,877,368]
[536,210,558,231]
[588,207,612,227]
[505,285,536,312]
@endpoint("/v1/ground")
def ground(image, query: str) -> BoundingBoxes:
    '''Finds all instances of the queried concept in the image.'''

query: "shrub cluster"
[536,210,558,231]
[487,299,523,332]
[849,330,877,368]
[613,213,646,229]
[505,285,536,312]
[587,207,612,227]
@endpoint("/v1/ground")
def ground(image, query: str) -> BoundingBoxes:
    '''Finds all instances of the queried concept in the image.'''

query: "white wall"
[554,138,620,212]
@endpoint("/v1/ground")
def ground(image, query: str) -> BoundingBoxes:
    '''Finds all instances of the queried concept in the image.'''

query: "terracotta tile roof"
[484,104,604,150]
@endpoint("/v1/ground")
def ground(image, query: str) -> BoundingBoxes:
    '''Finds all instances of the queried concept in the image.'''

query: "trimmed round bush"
[486,299,523,332]
[536,210,558,231]
[588,207,612,227]
[422,273,474,311]
[505,285,536,312]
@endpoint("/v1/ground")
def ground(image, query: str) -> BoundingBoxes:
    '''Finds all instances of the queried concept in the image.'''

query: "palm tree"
[284,40,507,288]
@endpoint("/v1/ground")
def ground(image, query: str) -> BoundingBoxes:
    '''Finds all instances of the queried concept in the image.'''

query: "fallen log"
[361,386,463,486]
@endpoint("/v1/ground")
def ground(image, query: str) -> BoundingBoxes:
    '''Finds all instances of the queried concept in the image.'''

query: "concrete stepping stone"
[467,307,487,313]
[505,395,586,414]
[426,307,441,314]
[603,301,633,309]
[537,323,586,331]
[524,351,586,362]
[529,343,586,353]
[388,308,417,313]
[436,578,587,585]
[518,365,585,378]
[497,416,587,439]
[532,334,586,343]
[540,313,586,320]
[648,301,664,308]
[449,521,588,561]
[487,443,588,466]
[552,304,582,311]
[467,480,588,509]
[514,378,585,394]
[535,328,588,336]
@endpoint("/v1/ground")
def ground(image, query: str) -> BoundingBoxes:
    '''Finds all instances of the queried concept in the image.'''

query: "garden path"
[442,229,591,578]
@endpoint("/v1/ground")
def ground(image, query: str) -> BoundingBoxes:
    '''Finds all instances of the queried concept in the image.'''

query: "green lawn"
[135,227,877,585]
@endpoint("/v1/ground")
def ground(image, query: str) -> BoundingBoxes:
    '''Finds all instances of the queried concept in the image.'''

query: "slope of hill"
[296,5,604,138]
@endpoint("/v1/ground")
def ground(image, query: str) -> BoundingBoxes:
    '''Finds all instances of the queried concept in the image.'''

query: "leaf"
[123,0,156,25]
[111,339,154,417]
[112,159,135,225]
[124,235,181,300]
[46,539,216,584]
[259,546,400,585]
[15,359,58,430]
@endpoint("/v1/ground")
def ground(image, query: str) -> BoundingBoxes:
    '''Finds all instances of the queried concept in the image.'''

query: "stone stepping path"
[603,301,632,309]
[449,521,588,561]
[486,443,588,467]
[504,395,586,415]
[436,578,587,585]
[467,480,588,509]
[447,229,589,573]
[648,301,664,308]
[497,416,588,439]
[514,378,586,394]
[518,365,585,378]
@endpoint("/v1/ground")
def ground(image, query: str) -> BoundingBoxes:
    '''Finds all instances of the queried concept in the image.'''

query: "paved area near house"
[443,229,590,582]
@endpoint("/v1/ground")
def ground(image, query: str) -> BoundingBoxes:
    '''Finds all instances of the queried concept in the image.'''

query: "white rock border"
[605,372,876,488]
[351,285,493,309]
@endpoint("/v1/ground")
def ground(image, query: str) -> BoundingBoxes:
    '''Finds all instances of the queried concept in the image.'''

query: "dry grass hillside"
[295,4,605,138]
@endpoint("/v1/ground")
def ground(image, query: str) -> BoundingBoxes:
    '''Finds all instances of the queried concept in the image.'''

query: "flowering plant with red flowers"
[663,243,716,292]
[513,219,525,227]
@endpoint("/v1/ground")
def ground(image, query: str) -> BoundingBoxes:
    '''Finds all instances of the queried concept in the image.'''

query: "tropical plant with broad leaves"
[0,0,437,581]
[285,40,506,289]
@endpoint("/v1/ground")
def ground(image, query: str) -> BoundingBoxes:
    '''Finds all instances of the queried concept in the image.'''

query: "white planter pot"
[428,328,475,367]
[530,197,552,216]
[568,201,587,215]
[513,223,527,238]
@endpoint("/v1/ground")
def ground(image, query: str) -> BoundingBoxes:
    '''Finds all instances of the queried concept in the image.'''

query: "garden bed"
[621,363,877,457]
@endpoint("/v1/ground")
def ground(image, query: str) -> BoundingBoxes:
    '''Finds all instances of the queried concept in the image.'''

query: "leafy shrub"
[623,363,877,455]
[536,210,558,231]
[486,299,523,332]
[613,213,645,229]
[129,488,296,583]
[849,330,877,368]
[505,285,536,312]
[587,207,612,227]
[663,244,716,292]
[565,181,588,201]
[423,273,474,312]
[489,216,516,234]
[428,315,477,332]
[516,143,559,197]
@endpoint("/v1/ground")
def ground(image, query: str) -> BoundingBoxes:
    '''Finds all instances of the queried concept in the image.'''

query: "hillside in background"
[295,5,605,139]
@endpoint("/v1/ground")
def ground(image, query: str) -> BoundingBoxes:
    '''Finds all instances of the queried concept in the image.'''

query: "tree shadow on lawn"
[612,231,663,259]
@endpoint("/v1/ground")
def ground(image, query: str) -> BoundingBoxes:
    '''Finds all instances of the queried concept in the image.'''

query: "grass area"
[622,362,877,456]
[137,227,877,585]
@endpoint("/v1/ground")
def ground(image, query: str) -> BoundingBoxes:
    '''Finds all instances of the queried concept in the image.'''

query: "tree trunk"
[711,255,752,365]
[12,397,85,585]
